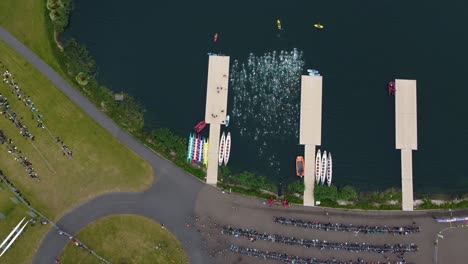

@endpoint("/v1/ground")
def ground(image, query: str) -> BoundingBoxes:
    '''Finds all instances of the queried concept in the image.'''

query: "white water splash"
[230,49,304,173]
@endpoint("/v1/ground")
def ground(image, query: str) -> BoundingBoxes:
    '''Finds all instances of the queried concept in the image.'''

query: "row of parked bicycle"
[274,217,420,235]
[222,226,418,253]
[230,244,409,264]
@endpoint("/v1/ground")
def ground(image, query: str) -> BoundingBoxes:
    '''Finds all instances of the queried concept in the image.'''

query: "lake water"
[64,0,468,194]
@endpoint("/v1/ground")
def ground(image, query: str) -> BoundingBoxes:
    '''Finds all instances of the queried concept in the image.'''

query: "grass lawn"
[0,38,152,262]
[0,0,63,73]
[0,181,48,264]
[60,215,188,264]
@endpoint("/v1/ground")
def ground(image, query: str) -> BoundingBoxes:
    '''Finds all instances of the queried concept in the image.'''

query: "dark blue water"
[64,0,468,194]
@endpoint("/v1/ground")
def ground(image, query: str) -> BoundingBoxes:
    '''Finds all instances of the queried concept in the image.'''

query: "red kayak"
[194,121,206,133]
[388,81,396,96]
[213,33,218,42]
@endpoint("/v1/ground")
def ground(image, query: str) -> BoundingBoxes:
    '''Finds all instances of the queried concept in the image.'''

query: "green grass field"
[0,0,63,73]
[0,181,49,264]
[0,38,152,262]
[60,215,188,264]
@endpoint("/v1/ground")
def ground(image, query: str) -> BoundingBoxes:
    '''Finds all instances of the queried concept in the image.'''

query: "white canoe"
[218,132,226,166]
[223,132,231,166]
[327,152,332,186]
[315,149,321,184]
[320,151,327,185]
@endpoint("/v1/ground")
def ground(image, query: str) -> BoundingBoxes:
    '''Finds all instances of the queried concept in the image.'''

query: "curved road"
[0,26,212,263]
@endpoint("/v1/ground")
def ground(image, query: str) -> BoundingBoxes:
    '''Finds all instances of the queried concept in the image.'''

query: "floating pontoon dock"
[299,75,323,206]
[205,55,230,185]
[395,79,417,211]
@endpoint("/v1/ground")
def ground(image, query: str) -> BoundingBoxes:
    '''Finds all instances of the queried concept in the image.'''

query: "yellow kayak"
[203,138,209,167]
[314,23,324,29]
[277,19,282,30]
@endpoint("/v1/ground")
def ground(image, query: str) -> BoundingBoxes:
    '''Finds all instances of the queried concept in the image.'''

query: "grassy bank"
[0,38,152,262]
[60,215,188,264]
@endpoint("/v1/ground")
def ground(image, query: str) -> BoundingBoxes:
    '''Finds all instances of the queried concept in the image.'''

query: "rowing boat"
[198,136,204,164]
[326,152,332,186]
[192,134,199,164]
[218,132,226,166]
[187,133,194,163]
[194,120,206,133]
[223,132,231,166]
[296,156,304,177]
[315,149,321,183]
[320,151,327,185]
[203,138,209,166]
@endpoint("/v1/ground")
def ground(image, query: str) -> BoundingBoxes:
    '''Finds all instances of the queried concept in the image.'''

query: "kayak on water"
[314,23,324,29]
[277,19,282,30]
[213,33,218,42]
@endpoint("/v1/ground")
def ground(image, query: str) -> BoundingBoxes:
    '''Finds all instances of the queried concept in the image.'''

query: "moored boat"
[218,132,226,166]
[226,115,230,127]
[315,149,321,183]
[192,134,199,164]
[223,132,231,166]
[187,133,194,163]
[320,151,327,185]
[203,138,209,166]
[194,121,206,133]
[326,152,332,186]
[213,33,218,42]
[198,136,204,164]
[296,156,304,177]
[388,81,396,96]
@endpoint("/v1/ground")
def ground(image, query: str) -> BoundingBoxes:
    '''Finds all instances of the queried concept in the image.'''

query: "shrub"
[337,186,357,201]
[75,72,89,86]
[286,180,305,194]
[315,184,338,201]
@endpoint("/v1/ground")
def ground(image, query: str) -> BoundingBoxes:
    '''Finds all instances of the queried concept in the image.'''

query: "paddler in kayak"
[277,19,282,30]
[314,23,324,29]
[213,33,218,42]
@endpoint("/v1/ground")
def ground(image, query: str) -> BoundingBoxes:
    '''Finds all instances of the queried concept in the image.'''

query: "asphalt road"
[0,26,211,264]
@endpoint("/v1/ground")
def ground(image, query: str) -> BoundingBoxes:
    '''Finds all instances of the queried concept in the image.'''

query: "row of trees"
[62,39,144,131]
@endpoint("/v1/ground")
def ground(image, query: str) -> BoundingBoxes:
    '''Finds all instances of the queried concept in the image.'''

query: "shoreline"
[49,9,467,210]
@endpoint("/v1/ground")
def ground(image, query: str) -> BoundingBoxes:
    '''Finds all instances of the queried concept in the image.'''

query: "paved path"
[0,26,211,264]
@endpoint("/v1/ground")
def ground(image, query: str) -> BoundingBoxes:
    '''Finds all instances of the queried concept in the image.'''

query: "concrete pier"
[395,79,417,211]
[204,56,230,185]
[299,76,323,206]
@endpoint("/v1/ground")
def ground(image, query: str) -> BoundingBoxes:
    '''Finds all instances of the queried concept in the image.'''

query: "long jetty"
[395,79,417,211]
[299,75,323,206]
[204,55,230,185]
